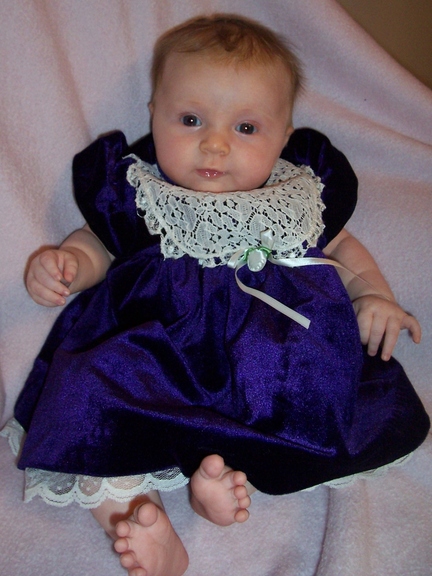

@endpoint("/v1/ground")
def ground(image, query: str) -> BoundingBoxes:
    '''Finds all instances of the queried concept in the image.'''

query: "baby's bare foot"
[114,501,188,576]
[190,454,254,526]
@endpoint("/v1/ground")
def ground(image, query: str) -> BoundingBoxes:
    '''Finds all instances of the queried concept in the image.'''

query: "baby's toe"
[200,454,226,479]
[232,470,247,486]
[238,494,251,509]
[234,508,250,523]
[233,484,248,500]
[115,519,132,539]
[119,551,137,569]
[134,500,159,527]
[114,536,130,554]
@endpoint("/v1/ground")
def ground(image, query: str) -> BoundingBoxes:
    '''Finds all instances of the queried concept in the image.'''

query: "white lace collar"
[126,156,325,268]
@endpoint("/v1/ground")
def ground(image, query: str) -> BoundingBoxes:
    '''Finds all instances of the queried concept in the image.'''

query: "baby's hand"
[352,295,421,361]
[26,248,79,307]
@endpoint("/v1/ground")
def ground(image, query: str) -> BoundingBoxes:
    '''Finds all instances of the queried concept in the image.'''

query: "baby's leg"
[91,491,188,576]
[190,454,255,526]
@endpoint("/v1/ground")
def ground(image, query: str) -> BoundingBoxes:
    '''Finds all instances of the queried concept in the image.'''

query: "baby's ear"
[148,101,154,117]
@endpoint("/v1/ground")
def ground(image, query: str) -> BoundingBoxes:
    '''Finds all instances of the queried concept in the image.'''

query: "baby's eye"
[236,122,257,135]
[181,115,202,127]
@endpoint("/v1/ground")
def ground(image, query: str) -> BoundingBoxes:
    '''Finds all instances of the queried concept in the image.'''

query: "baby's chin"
[178,175,266,194]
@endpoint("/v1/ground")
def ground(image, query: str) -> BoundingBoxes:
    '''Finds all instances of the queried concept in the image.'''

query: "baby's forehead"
[161,50,293,89]
[166,47,285,69]
[153,53,294,123]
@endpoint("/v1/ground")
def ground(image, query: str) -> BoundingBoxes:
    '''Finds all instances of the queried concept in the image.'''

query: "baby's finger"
[366,315,387,357]
[356,312,372,348]
[380,317,401,361]
[29,283,68,307]
[402,314,422,344]
[37,250,65,282]
[27,270,70,307]
[61,252,79,285]
[29,266,70,296]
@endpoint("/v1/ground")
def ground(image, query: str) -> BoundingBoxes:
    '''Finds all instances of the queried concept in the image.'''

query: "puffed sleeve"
[73,131,156,258]
[282,128,358,248]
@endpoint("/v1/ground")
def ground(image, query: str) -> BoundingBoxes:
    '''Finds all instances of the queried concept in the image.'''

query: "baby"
[19,14,425,576]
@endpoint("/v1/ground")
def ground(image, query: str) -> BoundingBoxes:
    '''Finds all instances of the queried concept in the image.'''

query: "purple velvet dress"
[14,129,429,495]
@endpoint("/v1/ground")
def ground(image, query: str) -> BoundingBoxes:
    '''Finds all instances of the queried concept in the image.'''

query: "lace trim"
[2,419,415,505]
[1,419,189,509]
[127,157,325,268]
[302,453,413,492]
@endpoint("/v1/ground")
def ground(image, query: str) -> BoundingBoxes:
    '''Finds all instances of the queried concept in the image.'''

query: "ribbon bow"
[235,229,275,272]
[228,229,349,329]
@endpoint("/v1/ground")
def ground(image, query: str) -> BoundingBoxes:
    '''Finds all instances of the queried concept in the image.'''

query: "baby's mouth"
[196,169,226,179]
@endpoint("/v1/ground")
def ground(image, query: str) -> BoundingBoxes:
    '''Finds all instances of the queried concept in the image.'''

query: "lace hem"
[303,453,413,492]
[1,419,413,504]
[127,157,325,267]
[1,419,189,509]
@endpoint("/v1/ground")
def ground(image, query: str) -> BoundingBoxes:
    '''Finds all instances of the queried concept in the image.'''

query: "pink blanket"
[1,1,431,574]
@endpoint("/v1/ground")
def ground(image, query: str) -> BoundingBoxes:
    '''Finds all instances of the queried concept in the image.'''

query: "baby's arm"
[26,224,113,307]
[323,228,421,360]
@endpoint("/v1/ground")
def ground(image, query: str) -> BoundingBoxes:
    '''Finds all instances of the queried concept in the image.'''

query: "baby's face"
[150,52,294,192]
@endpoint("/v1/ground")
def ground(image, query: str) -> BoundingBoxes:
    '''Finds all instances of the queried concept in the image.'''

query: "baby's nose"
[199,130,230,155]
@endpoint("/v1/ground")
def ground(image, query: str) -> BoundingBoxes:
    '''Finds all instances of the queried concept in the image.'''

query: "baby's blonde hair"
[151,14,303,101]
